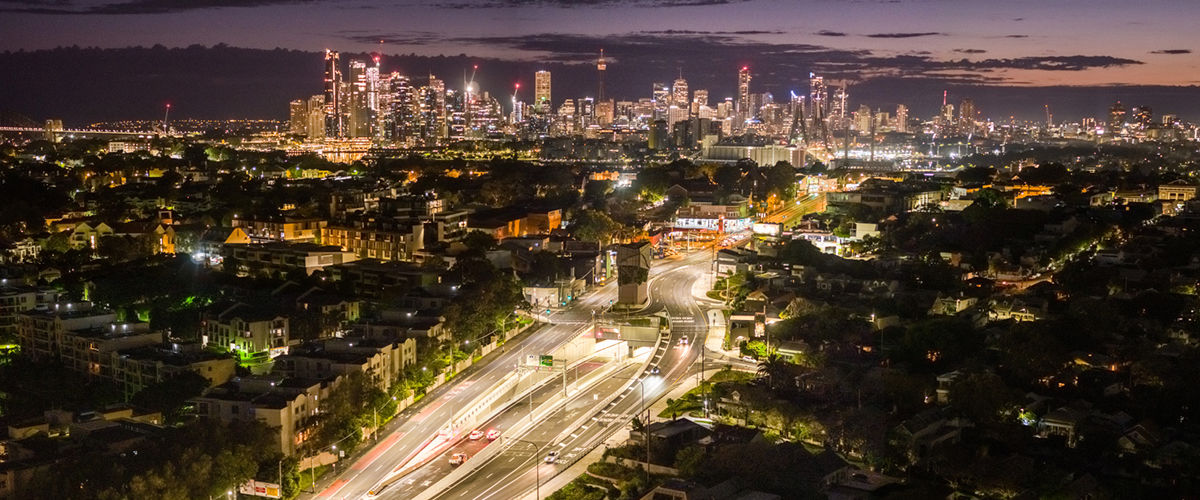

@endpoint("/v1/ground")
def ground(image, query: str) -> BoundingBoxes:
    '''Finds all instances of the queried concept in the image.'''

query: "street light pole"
[512,438,542,500]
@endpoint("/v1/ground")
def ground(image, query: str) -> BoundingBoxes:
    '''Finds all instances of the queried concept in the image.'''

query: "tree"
[757,352,789,390]
[461,231,498,252]
[948,372,1019,424]
[675,446,707,479]
[996,321,1064,382]
[571,209,622,244]
[764,161,798,202]
[956,166,996,184]
[130,371,211,423]
[635,166,672,200]
[713,165,742,191]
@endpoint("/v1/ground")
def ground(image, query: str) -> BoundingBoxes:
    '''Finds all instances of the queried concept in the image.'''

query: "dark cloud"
[434,0,750,8]
[2,0,319,15]
[639,29,784,35]
[816,30,847,37]
[865,32,943,39]
[1150,49,1191,55]
[1005,35,1028,38]
[343,30,1143,86]
[953,49,987,54]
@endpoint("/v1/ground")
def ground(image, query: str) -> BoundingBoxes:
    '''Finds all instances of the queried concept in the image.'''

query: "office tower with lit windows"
[959,98,975,133]
[1133,106,1153,129]
[855,104,872,132]
[831,85,848,129]
[324,50,342,138]
[672,78,688,110]
[289,100,308,136]
[306,95,325,139]
[653,83,669,121]
[809,74,828,122]
[737,67,751,124]
[389,74,414,144]
[534,71,551,111]
[895,104,909,133]
[418,75,446,144]
[1109,102,1126,135]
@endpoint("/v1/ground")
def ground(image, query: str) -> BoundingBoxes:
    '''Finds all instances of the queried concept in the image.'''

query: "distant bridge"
[0,126,154,136]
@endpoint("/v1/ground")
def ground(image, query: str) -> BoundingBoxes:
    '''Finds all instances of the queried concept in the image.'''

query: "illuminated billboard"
[752,223,782,236]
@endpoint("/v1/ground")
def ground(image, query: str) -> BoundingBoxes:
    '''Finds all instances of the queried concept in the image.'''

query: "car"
[449,453,469,466]
[486,429,501,441]
[679,335,689,345]
[544,451,560,463]
[468,430,484,440]
[650,366,660,374]
[742,355,756,362]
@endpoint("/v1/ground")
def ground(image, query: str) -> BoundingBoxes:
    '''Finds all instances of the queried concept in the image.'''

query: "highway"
[422,250,718,500]
[302,283,620,500]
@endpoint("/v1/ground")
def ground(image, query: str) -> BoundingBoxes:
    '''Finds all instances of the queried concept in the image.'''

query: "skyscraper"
[855,104,872,132]
[534,71,551,111]
[289,99,308,136]
[389,74,414,144]
[809,73,827,123]
[831,85,848,129]
[347,59,371,138]
[1108,102,1126,135]
[323,50,342,138]
[597,50,607,102]
[653,83,669,121]
[895,105,909,133]
[672,78,688,112]
[1133,106,1153,129]
[737,67,751,121]
[959,98,975,133]
[307,95,325,139]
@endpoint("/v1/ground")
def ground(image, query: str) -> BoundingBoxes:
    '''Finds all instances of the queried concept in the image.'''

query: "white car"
[449,453,469,466]
[468,430,484,440]
[679,335,689,346]
[544,451,560,463]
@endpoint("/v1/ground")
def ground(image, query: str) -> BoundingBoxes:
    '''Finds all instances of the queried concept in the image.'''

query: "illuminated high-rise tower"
[809,73,827,122]
[672,78,688,112]
[597,50,607,102]
[534,70,552,111]
[831,85,848,129]
[959,98,975,133]
[1108,102,1126,135]
[323,50,342,138]
[737,67,751,119]
[653,83,669,121]
[895,104,909,133]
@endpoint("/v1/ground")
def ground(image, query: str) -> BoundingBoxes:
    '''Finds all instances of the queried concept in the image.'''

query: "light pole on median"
[511,438,543,500]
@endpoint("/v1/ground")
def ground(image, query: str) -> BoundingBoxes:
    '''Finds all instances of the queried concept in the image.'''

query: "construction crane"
[1045,104,1053,127]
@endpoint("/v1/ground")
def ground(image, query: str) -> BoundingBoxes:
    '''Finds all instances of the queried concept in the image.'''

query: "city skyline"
[2,0,1198,91]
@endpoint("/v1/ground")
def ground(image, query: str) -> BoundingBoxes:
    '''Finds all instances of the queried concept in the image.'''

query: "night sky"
[3,0,1200,123]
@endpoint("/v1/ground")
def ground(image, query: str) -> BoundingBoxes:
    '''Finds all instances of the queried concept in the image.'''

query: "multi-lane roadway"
[302,284,620,499]
[420,251,718,500]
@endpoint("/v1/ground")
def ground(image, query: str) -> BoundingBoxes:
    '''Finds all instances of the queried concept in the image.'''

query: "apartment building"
[202,303,290,358]
[17,302,117,361]
[322,215,424,262]
[191,375,334,456]
[0,286,59,341]
[274,336,415,392]
[223,242,358,276]
[231,215,326,243]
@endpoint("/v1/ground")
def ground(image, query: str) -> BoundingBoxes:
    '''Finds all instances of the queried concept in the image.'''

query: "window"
[231,405,240,415]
